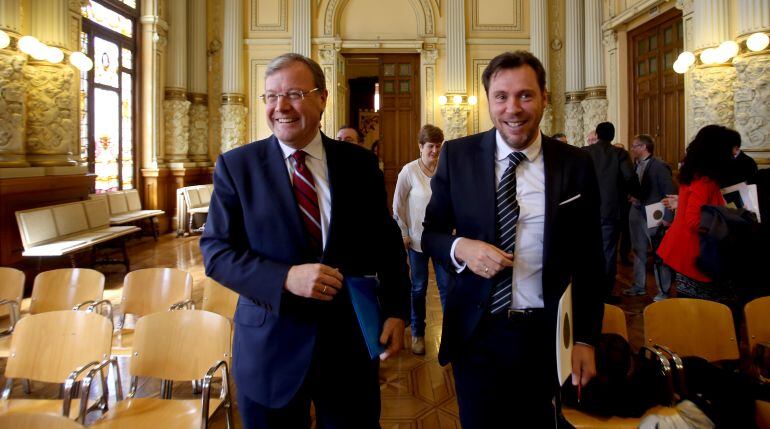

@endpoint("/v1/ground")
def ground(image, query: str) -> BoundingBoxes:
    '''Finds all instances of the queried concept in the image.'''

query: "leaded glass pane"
[122,0,136,8]
[95,37,119,88]
[79,32,89,163]
[94,88,120,192]
[122,48,132,69]
[121,72,133,189]
[82,0,133,37]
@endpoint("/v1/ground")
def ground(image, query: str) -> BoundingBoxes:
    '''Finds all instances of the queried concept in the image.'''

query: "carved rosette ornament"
[564,101,584,147]
[163,98,191,162]
[220,103,247,153]
[24,63,77,166]
[691,66,736,138]
[440,105,470,140]
[581,97,608,142]
[733,54,770,149]
[188,98,209,164]
[0,51,28,167]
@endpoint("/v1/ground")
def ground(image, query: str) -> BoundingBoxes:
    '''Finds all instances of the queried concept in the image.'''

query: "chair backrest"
[30,268,105,315]
[0,267,25,318]
[107,191,129,215]
[83,198,111,229]
[184,188,202,209]
[124,189,143,212]
[0,413,86,429]
[744,296,770,353]
[602,303,628,340]
[122,268,193,317]
[130,310,231,381]
[5,310,112,383]
[643,298,739,362]
[198,186,212,205]
[201,277,239,319]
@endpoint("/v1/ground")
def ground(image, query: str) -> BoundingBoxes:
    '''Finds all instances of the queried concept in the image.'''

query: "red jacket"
[657,176,725,282]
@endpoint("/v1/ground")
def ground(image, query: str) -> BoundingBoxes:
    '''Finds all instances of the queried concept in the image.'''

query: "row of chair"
[565,298,770,428]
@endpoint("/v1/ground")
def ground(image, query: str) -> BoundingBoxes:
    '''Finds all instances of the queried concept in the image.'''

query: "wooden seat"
[201,277,239,320]
[112,268,193,355]
[91,310,233,429]
[644,298,739,361]
[744,297,770,429]
[0,412,86,428]
[1,311,115,422]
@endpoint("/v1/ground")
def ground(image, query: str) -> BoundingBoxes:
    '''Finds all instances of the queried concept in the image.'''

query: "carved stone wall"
[733,54,770,150]
[441,105,470,141]
[0,51,28,167]
[581,97,608,142]
[564,101,584,146]
[540,105,553,137]
[188,100,210,164]
[220,103,247,153]
[421,49,438,126]
[163,98,191,163]
[24,63,76,166]
[690,66,736,138]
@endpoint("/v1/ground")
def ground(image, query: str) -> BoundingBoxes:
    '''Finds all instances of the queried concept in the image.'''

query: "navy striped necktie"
[489,151,527,315]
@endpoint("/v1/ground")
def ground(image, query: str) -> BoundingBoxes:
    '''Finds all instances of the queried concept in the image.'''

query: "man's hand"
[284,264,343,301]
[455,238,513,279]
[571,343,597,387]
[378,318,405,361]
[403,236,411,249]
[661,194,678,211]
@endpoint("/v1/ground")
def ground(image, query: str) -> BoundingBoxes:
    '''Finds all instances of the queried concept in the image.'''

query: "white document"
[721,182,761,222]
[556,283,573,385]
[645,202,666,228]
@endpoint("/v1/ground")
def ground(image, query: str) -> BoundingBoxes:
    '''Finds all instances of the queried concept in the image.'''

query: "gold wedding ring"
[484,266,489,273]
[322,285,328,294]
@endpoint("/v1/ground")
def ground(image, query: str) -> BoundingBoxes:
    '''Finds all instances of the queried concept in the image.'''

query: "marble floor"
[0,232,659,428]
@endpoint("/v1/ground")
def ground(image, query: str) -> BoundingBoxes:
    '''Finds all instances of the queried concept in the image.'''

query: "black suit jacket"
[422,130,605,366]
[584,140,637,220]
[200,134,410,407]
[722,150,758,187]
[634,156,677,223]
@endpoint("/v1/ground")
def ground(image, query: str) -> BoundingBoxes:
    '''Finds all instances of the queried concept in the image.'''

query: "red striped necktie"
[291,150,323,256]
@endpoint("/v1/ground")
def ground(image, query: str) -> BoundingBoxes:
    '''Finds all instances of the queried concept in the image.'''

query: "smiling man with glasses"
[201,53,410,429]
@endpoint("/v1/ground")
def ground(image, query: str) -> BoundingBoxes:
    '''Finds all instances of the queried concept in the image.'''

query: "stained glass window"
[80,1,137,193]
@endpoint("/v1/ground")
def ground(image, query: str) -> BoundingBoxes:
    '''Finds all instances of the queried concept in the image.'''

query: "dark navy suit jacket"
[200,134,410,408]
[421,130,605,367]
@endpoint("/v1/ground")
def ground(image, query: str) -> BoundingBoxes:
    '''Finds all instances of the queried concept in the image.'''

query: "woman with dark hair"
[657,125,739,303]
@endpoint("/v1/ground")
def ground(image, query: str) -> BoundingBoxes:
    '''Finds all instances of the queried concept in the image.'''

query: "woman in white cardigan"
[393,124,449,355]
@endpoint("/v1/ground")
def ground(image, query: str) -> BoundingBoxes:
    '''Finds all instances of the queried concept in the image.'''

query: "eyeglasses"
[259,88,319,105]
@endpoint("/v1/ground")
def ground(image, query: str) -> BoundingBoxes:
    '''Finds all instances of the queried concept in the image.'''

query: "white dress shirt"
[393,159,433,252]
[451,131,546,309]
[277,131,332,248]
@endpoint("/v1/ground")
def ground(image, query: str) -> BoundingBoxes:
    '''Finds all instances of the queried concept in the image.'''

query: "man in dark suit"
[584,122,638,299]
[722,140,758,187]
[200,53,410,429]
[625,134,676,300]
[421,51,605,427]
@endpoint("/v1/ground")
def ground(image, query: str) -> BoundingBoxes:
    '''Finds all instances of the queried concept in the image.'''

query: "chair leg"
[192,379,201,394]
[121,239,130,271]
[150,217,159,241]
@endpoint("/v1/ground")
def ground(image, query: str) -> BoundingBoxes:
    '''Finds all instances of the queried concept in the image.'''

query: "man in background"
[336,124,362,145]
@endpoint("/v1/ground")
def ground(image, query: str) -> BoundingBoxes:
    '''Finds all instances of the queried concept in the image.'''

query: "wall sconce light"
[747,32,769,52]
[0,30,10,49]
[438,94,478,106]
[69,51,94,71]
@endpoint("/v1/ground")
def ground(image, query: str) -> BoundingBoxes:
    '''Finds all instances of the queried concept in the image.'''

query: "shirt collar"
[277,130,324,162]
[495,130,542,163]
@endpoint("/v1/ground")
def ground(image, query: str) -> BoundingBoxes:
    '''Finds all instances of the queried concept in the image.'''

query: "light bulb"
[70,51,93,71]
[0,30,9,49]
[438,95,447,105]
[718,41,739,60]
[45,46,64,63]
[746,32,769,52]
[677,51,696,67]
[452,95,462,105]
[18,35,40,56]
[700,48,717,65]
[673,59,689,74]
[468,95,478,105]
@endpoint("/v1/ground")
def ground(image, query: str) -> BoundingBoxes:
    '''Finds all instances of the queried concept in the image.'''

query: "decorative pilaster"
[420,48,438,126]
[737,0,770,36]
[0,1,28,167]
[292,0,311,57]
[446,0,466,93]
[220,0,246,153]
[530,0,552,135]
[188,94,209,163]
[164,0,189,164]
[603,30,619,126]
[565,0,585,146]
[0,0,22,34]
[163,90,191,164]
[582,0,607,138]
[318,47,339,135]
[564,93,585,147]
[188,0,209,166]
[441,105,471,141]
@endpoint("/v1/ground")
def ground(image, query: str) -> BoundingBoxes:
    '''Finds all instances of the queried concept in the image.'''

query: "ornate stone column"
[220,0,246,153]
[564,0,585,146]
[420,47,438,126]
[603,29,620,127]
[318,46,341,134]
[0,1,28,168]
[441,0,470,140]
[24,0,77,167]
[691,0,735,135]
[292,0,311,57]
[581,0,607,140]
[163,0,190,165]
[530,0,552,135]
[188,0,209,166]
[733,0,770,154]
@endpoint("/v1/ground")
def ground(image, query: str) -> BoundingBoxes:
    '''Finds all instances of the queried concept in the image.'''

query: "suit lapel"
[321,135,338,259]
[262,136,307,257]
[477,129,498,243]
[541,136,563,272]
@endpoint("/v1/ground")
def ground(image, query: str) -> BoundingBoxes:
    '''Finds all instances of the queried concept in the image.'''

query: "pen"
[577,380,581,404]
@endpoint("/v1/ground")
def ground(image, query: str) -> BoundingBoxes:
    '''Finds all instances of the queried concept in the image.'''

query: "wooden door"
[379,54,420,206]
[629,8,685,168]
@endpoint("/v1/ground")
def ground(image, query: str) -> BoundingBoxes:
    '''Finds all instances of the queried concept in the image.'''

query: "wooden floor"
[0,232,659,428]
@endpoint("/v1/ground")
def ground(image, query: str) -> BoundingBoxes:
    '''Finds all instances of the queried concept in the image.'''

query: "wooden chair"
[30,269,105,315]
[1,311,117,422]
[644,298,739,362]
[89,310,233,429]
[0,413,86,429]
[0,267,25,333]
[201,277,239,320]
[561,303,678,428]
[112,268,193,355]
[744,296,770,429]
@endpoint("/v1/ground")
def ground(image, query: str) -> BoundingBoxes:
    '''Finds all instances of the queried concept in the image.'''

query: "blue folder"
[346,276,386,359]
